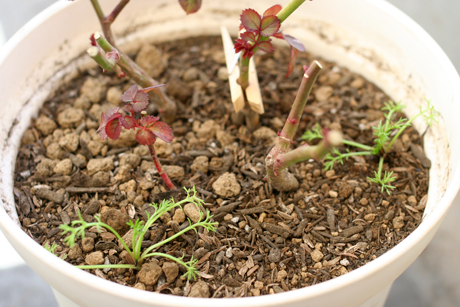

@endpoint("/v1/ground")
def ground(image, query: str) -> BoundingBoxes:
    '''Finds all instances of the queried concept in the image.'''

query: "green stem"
[277,0,307,22]
[338,151,373,159]
[280,61,322,142]
[86,46,115,71]
[385,112,422,153]
[265,61,327,192]
[377,156,384,179]
[238,57,250,90]
[76,264,139,270]
[96,222,135,261]
[140,252,191,269]
[342,139,373,151]
[275,131,342,171]
[140,220,206,261]
[90,0,129,48]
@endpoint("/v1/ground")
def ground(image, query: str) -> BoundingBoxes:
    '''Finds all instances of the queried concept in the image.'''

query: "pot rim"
[1,0,460,306]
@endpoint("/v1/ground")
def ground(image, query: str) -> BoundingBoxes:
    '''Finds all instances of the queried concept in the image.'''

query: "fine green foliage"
[44,242,67,259]
[60,187,217,280]
[302,99,439,193]
[367,157,397,194]
[368,169,396,194]
[302,122,323,142]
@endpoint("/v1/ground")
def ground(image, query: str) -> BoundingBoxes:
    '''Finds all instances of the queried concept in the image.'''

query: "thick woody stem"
[148,144,176,190]
[93,33,177,123]
[265,61,325,191]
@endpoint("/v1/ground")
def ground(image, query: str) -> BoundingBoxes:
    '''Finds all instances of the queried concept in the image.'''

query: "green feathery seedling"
[302,99,439,194]
[44,242,67,260]
[60,187,217,280]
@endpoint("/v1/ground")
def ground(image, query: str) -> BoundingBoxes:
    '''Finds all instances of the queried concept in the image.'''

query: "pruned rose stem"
[92,32,177,123]
[276,0,308,23]
[87,46,115,71]
[238,57,250,91]
[148,144,176,190]
[90,0,129,49]
[265,61,342,191]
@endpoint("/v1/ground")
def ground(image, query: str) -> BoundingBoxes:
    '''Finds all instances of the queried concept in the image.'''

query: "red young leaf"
[272,32,306,77]
[260,15,281,37]
[234,39,255,59]
[240,9,261,32]
[257,41,274,53]
[178,0,202,15]
[97,108,124,140]
[97,115,108,140]
[122,85,139,103]
[282,34,306,52]
[123,103,134,115]
[149,121,174,143]
[90,34,97,46]
[136,128,156,146]
[122,85,149,112]
[286,47,300,78]
[263,4,282,17]
[122,85,138,102]
[131,92,149,112]
[121,115,137,129]
[140,115,160,127]
[240,31,256,43]
[105,118,122,140]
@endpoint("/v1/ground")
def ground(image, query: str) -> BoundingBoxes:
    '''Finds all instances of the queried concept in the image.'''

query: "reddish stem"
[90,0,129,48]
[148,144,176,190]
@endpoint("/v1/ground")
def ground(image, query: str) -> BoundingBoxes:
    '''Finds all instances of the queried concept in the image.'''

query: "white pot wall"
[1,0,459,306]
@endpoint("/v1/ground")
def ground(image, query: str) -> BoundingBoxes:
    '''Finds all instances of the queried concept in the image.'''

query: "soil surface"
[14,36,430,298]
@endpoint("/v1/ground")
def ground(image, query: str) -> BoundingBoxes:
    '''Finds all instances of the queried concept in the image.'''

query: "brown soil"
[14,36,430,298]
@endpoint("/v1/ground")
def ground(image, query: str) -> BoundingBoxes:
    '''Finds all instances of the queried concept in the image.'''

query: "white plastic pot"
[1,0,459,306]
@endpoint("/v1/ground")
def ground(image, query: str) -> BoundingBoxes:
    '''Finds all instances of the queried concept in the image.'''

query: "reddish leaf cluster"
[97,85,174,146]
[234,5,306,77]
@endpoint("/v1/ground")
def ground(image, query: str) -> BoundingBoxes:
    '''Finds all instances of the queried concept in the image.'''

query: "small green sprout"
[302,122,324,142]
[44,242,67,259]
[367,157,396,195]
[302,99,439,193]
[60,186,217,279]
